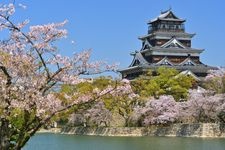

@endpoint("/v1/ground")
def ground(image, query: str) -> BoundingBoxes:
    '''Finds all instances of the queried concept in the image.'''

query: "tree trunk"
[0,119,10,150]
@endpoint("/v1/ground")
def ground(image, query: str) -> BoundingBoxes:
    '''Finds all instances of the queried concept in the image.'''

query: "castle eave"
[141,48,204,57]
[119,64,216,79]
[141,64,216,74]
[118,66,143,73]
[138,32,196,41]
[149,18,185,24]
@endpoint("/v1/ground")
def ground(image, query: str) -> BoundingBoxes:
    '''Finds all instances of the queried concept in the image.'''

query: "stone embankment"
[60,123,225,138]
[38,128,61,133]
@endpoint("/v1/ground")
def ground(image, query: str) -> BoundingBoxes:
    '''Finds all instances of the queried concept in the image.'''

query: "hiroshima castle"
[119,9,216,80]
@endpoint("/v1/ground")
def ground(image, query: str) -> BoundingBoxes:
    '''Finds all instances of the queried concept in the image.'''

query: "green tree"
[131,67,194,101]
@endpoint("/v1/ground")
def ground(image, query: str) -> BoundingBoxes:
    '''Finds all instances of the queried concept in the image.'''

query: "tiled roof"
[119,64,216,74]
[129,52,149,67]
[148,10,185,24]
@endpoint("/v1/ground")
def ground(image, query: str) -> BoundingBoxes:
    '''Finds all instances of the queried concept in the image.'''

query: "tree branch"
[0,65,12,86]
[0,14,51,79]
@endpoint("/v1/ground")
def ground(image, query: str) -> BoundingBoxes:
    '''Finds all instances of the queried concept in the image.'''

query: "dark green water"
[23,133,225,150]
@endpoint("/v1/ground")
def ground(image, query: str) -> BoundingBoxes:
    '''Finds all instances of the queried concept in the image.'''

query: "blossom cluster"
[132,87,225,126]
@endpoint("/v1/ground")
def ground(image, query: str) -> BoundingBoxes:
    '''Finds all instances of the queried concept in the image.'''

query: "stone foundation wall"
[61,123,225,138]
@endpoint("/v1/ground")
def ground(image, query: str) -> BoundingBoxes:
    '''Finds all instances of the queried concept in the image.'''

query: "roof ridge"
[179,57,197,66]
[156,56,174,66]
[161,37,186,49]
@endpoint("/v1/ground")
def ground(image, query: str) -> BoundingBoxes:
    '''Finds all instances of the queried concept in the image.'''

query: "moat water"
[23,133,225,150]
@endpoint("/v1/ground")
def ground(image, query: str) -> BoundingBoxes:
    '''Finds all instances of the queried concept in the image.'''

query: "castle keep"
[119,10,216,80]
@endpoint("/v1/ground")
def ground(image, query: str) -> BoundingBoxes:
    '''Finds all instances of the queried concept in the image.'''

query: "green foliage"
[9,109,25,131]
[60,76,114,95]
[131,67,194,101]
[59,76,137,126]
[93,76,114,89]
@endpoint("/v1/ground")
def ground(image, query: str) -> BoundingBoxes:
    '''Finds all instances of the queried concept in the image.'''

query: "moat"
[23,133,225,150]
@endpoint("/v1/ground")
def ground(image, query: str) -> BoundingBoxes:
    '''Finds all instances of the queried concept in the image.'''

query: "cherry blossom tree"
[182,88,225,123]
[0,3,135,150]
[203,67,225,94]
[130,87,225,126]
[132,95,180,126]
[67,101,112,127]
[84,101,112,127]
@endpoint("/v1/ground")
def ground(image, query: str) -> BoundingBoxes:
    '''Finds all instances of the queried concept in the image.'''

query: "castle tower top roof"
[148,9,185,24]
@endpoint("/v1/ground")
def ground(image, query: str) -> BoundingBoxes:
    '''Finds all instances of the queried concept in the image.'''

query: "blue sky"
[2,0,225,69]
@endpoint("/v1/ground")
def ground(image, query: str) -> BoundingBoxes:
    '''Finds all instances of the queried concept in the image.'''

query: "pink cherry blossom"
[0,3,136,149]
